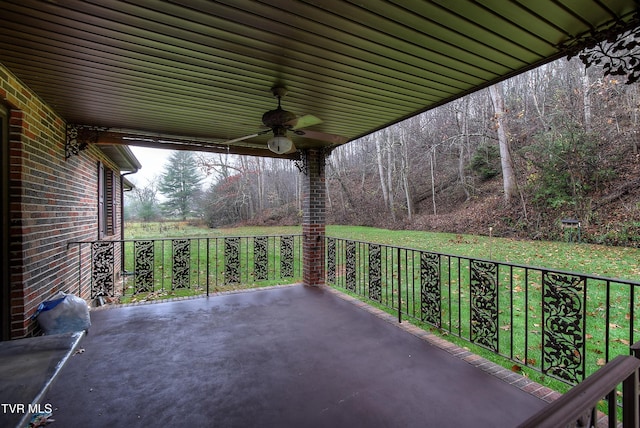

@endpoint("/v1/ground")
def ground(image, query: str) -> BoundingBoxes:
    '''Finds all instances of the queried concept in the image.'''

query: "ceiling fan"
[223,86,348,154]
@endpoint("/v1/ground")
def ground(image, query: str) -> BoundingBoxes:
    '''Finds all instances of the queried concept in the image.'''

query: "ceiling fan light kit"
[267,134,293,154]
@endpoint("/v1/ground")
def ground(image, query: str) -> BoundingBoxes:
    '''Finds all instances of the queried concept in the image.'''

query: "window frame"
[98,161,117,239]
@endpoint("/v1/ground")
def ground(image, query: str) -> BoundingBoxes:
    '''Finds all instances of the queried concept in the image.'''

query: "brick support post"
[301,148,326,286]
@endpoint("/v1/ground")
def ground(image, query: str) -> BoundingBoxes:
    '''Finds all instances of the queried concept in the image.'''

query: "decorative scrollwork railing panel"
[368,244,382,302]
[225,237,240,285]
[345,240,356,292]
[280,235,294,278]
[254,236,268,280]
[172,239,190,289]
[134,240,154,293]
[91,241,115,298]
[470,260,499,352]
[542,271,586,384]
[420,252,441,327]
[327,237,336,284]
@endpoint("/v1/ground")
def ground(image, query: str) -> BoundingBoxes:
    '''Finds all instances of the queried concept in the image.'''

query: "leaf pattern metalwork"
[368,244,381,302]
[134,240,154,293]
[346,240,356,291]
[172,239,190,289]
[470,260,499,352]
[542,271,585,383]
[254,236,268,280]
[420,252,441,327]
[327,238,336,284]
[280,236,294,278]
[225,237,240,284]
[91,241,114,298]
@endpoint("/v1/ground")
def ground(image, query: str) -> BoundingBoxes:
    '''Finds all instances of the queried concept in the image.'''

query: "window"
[98,161,117,239]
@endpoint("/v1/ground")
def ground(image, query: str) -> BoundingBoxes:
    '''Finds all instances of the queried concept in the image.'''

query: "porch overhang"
[0,1,638,158]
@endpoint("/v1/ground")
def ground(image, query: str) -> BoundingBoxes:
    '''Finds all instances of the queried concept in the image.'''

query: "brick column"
[301,148,326,286]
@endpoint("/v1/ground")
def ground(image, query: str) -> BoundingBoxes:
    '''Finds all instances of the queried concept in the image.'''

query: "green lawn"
[124,221,302,240]
[325,225,640,281]
[121,221,640,394]
[125,222,640,281]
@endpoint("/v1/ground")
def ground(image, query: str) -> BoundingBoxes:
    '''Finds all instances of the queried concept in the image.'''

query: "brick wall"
[302,149,326,286]
[1,64,123,338]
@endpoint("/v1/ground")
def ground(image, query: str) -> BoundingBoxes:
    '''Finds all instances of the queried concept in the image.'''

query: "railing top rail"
[324,235,640,286]
[517,355,640,428]
[68,234,304,246]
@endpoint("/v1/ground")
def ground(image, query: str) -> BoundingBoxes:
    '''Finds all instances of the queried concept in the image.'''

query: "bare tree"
[397,126,413,220]
[583,66,592,132]
[488,83,518,202]
[452,98,471,201]
[375,130,396,221]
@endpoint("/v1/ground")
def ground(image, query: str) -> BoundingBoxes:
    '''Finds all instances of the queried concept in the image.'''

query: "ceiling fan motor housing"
[262,107,296,128]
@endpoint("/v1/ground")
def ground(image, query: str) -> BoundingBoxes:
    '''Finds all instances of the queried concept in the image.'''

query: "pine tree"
[158,151,203,220]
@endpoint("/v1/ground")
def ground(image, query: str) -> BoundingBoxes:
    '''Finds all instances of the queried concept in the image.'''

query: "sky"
[127,146,215,190]
[127,146,171,188]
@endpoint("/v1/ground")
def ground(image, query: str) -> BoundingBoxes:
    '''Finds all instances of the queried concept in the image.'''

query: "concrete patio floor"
[27,284,556,427]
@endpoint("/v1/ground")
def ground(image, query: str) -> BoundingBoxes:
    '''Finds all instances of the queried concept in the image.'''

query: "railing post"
[622,367,639,428]
[77,243,82,297]
[631,341,640,428]
[397,247,402,324]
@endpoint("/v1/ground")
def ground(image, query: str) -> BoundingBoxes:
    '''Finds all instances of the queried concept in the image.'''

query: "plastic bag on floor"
[33,291,91,335]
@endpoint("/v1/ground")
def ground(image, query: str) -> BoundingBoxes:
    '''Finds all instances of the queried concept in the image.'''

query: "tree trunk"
[530,66,548,129]
[376,134,396,221]
[375,136,389,209]
[256,157,264,211]
[386,137,396,221]
[488,83,518,202]
[328,159,355,216]
[458,142,470,201]
[430,149,437,215]
[399,128,413,220]
[583,67,592,132]
[456,101,471,201]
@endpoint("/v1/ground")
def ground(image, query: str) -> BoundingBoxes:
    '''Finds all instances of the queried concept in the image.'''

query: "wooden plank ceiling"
[0,0,638,158]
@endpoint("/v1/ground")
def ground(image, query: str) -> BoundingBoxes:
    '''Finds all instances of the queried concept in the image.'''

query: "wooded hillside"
[128,55,640,247]
[322,57,640,246]
[234,56,639,246]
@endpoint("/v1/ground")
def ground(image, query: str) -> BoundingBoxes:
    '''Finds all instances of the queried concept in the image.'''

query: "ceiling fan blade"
[285,114,323,130]
[220,129,271,145]
[297,129,349,145]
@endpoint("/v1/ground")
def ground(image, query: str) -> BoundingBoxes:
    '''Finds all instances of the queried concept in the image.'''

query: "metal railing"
[68,235,303,299]
[518,348,640,428]
[325,236,640,386]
